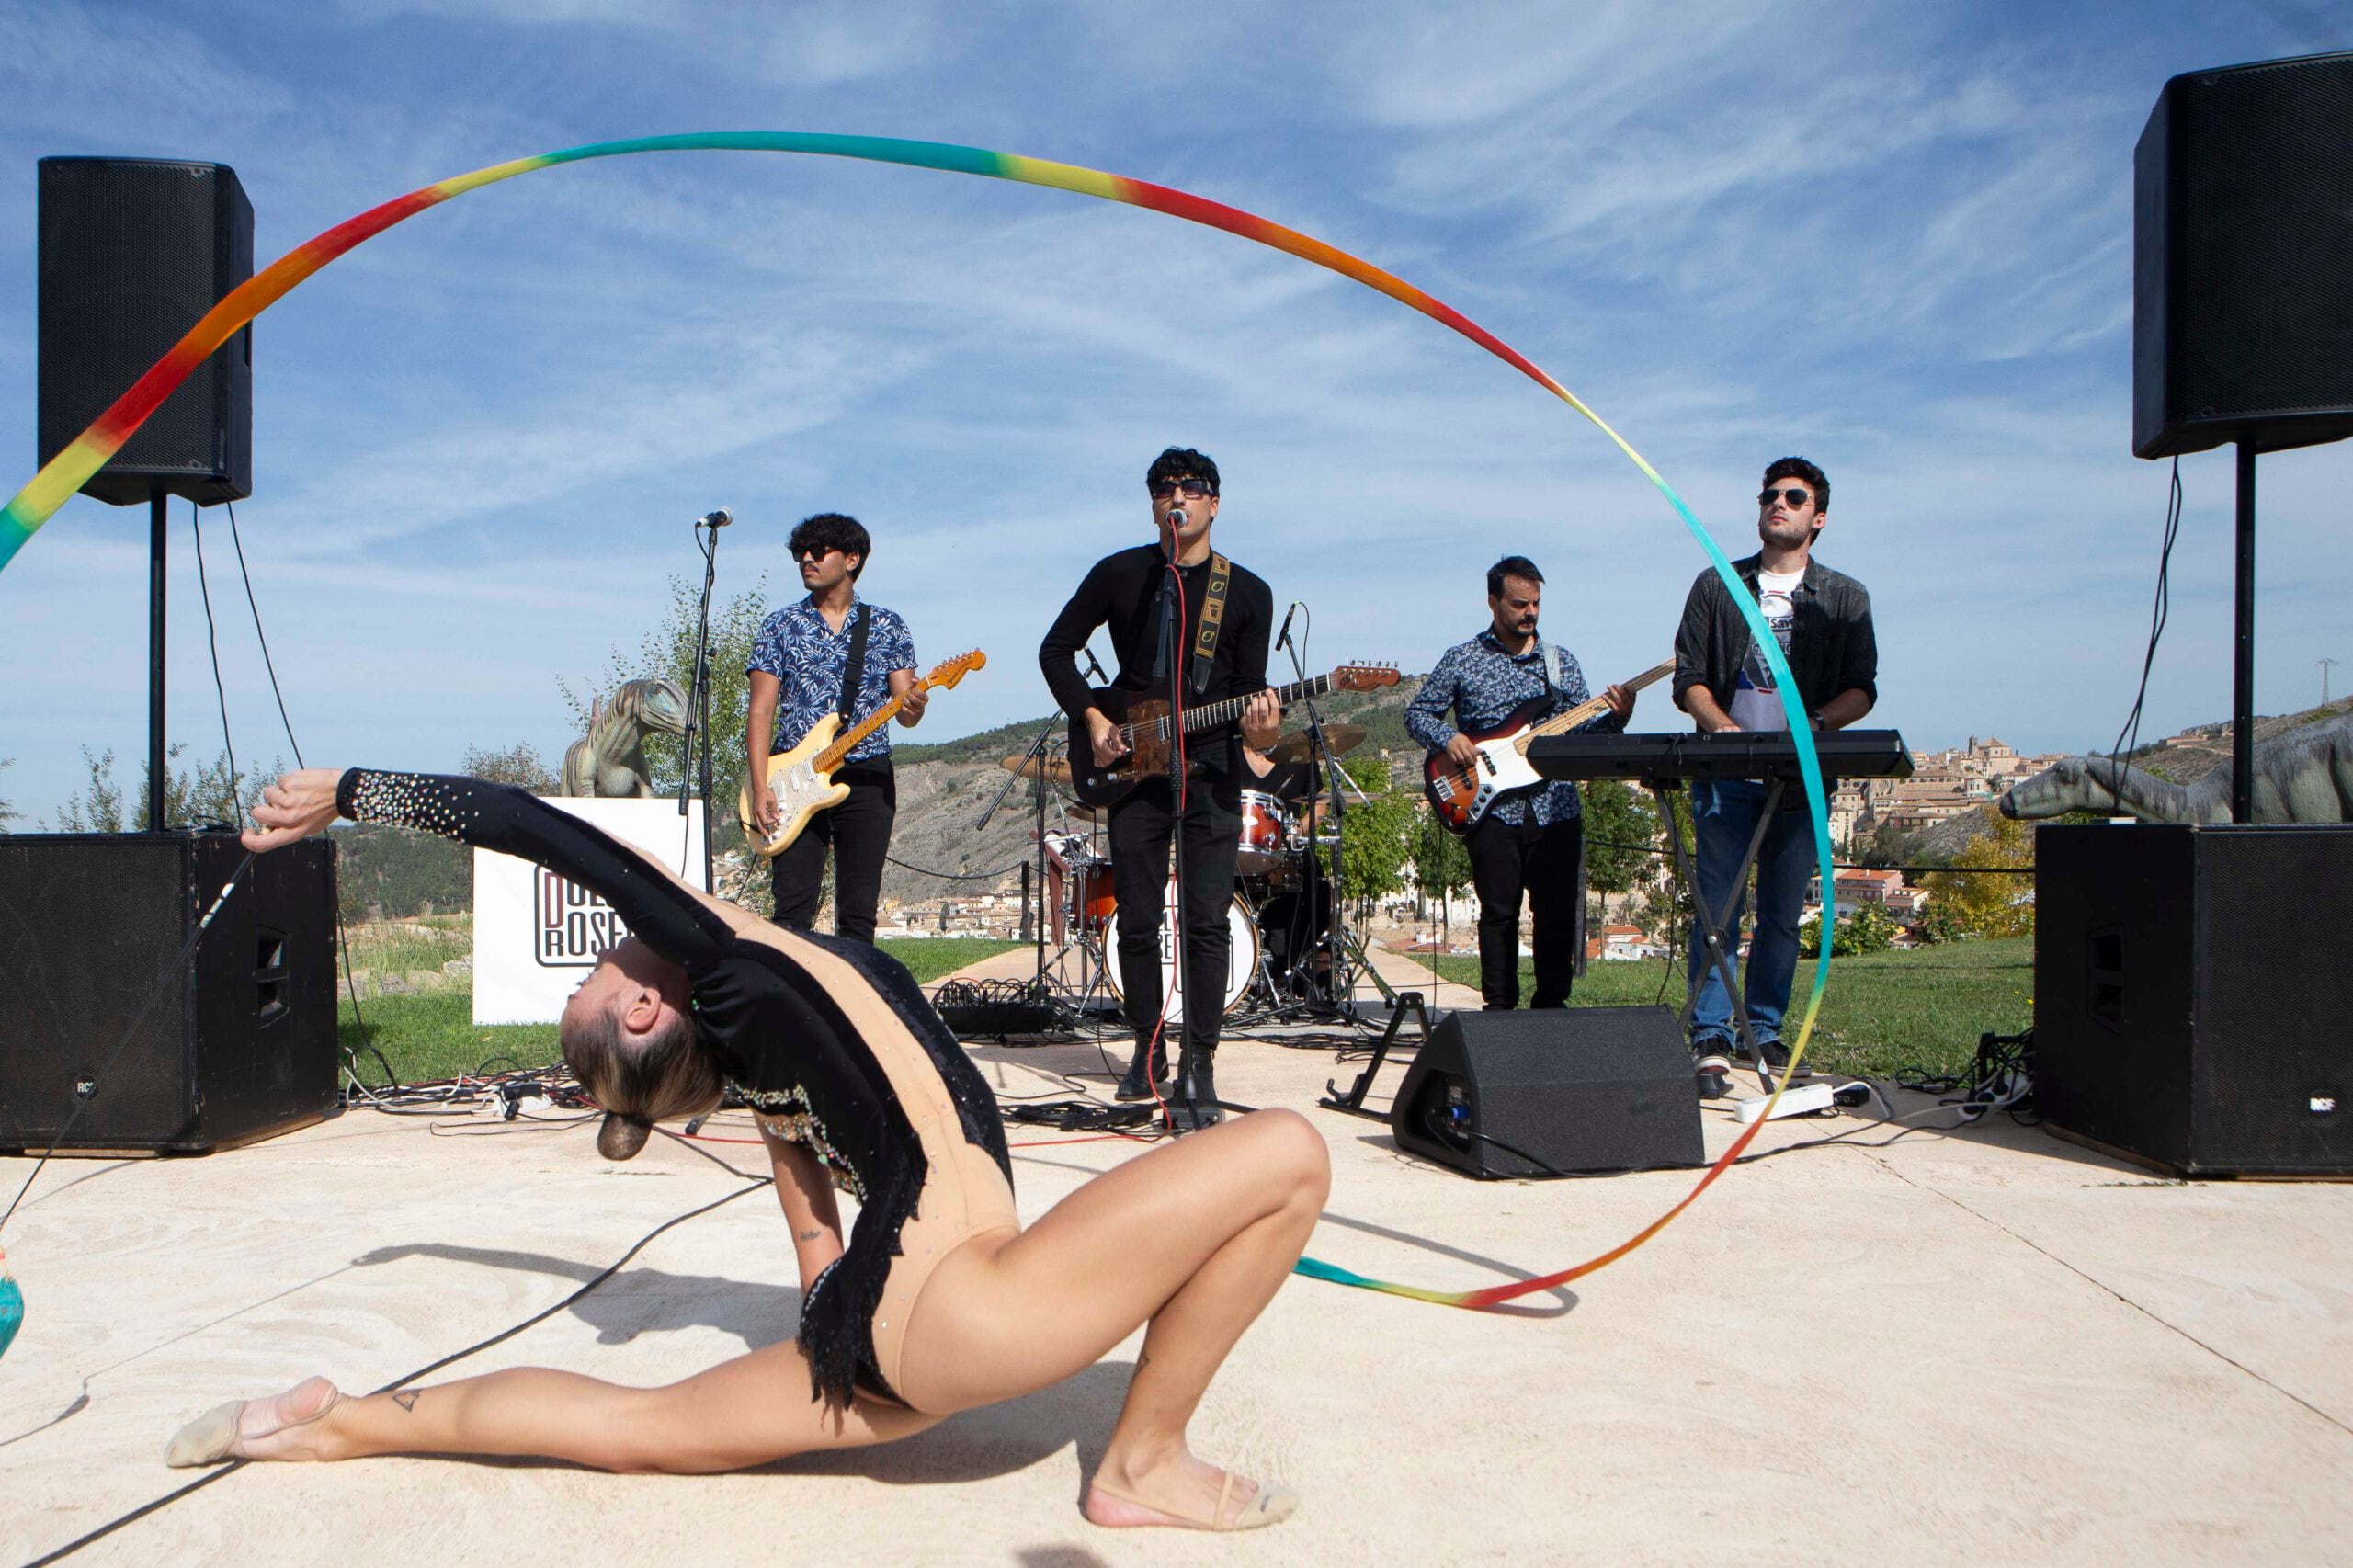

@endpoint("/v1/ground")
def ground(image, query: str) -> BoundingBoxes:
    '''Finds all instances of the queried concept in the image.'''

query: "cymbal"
[1267,723,1368,765]
[999,754,1074,784]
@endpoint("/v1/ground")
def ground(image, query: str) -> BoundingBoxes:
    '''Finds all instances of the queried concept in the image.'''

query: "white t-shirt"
[1728,568,1804,732]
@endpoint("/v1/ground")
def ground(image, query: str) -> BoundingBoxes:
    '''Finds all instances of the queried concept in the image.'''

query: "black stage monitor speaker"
[38,156,254,505]
[1390,1006,1704,1179]
[2133,51,2353,460]
[0,835,340,1153]
[2035,823,2353,1176]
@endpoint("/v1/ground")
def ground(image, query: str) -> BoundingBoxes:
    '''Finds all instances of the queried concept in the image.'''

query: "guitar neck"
[1518,658,1677,746]
[1135,673,1336,738]
[815,684,917,771]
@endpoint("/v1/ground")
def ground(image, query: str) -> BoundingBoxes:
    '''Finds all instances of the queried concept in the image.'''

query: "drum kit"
[1013,722,1370,1024]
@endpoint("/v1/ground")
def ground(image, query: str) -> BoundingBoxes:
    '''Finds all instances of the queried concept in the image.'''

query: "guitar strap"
[836,603,872,722]
[1188,552,1233,696]
[1540,638,1564,702]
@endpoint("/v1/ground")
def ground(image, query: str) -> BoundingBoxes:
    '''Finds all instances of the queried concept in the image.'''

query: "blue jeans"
[1687,779,1814,1049]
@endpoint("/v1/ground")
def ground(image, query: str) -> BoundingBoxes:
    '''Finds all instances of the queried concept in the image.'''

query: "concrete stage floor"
[5,995,2351,1565]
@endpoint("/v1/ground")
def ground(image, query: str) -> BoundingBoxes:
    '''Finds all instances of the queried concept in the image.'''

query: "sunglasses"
[1757,486,1815,508]
[795,545,841,561]
[1149,480,1215,501]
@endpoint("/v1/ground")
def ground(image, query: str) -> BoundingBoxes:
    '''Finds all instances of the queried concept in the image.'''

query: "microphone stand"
[677,515,721,889]
[1278,612,1361,1019]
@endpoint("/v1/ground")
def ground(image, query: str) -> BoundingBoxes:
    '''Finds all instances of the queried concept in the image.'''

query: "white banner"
[472,797,710,1026]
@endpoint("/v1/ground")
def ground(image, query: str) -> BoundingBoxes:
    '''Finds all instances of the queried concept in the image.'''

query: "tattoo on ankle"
[392,1390,421,1413]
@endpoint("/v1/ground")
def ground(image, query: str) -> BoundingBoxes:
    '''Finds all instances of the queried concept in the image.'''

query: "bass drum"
[1102,879,1259,1023]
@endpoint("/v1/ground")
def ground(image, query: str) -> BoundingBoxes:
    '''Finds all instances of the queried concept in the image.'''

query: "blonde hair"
[561,1004,722,1161]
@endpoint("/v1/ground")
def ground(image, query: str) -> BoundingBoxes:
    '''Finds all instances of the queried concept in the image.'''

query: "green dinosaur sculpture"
[561,678,688,798]
[1998,715,2353,824]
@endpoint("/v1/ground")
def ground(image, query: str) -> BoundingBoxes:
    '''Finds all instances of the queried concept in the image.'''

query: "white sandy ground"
[5,949,2351,1566]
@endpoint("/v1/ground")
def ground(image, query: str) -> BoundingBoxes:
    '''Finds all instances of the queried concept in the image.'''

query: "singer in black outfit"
[1040,449,1278,1126]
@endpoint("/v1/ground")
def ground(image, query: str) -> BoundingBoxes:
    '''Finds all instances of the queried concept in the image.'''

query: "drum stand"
[1276,627,1392,1022]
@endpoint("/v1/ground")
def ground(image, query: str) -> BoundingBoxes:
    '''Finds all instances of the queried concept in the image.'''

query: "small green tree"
[1319,754,1418,912]
[1580,778,1659,895]
[1924,808,2035,937]
[1411,811,1472,936]
[53,745,283,832]
[461,741,560,794]
[1856,817,1915,869]
[0,756,17,833]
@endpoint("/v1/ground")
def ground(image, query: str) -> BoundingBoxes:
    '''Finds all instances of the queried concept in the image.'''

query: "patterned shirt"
[1404,629,1624,825]
[747,597,916,766]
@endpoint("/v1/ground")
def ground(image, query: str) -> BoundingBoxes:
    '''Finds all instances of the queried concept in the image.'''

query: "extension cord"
[1735,1082,1837,1123]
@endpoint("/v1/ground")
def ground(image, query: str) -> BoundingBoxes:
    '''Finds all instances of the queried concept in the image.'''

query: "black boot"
[1114,1038,1169,1102]
[1167,1051,1223,1131]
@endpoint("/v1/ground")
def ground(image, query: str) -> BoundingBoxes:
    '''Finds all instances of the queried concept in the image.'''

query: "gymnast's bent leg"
[167,1337,941,1473]
[889,1108,1330,1528]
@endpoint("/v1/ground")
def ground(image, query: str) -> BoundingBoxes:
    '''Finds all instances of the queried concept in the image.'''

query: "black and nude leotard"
[335,769,1017,1410]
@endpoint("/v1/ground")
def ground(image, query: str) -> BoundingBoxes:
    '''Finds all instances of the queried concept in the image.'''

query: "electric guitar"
[1069,665,1402,807]
[1423,658,1676,833]
[740,649,987,858]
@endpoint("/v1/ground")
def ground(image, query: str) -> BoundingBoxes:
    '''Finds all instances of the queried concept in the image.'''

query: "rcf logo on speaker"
[534,869,631,966]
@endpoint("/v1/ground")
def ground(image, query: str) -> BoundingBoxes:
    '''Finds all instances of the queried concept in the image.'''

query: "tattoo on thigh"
[392,1390,421,1413]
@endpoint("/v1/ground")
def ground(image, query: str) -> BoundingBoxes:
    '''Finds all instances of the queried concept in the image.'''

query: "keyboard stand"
[1648,775,1786,1076]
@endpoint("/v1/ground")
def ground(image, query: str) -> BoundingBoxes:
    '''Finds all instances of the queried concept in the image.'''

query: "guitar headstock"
[1330,663,1401,692]
[927,649,987,689]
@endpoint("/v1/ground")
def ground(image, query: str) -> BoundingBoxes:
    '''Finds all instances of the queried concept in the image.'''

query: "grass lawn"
[1406,938,2032,1081]
[339,937,1026,1087]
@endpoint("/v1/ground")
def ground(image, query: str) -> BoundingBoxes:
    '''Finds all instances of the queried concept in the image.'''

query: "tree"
[1856,817,1915,869]
[1411,811,1472,937]
[0,756,16,833]
[1798,900,1898,958]
[1923,808,2035,937]
[461,741,560,794]
[1318,754,1418,912]
[52,745,284,832]
[1579,778,1659,895]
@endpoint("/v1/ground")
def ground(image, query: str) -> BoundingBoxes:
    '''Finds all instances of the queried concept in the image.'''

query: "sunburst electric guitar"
[1423,658,1676,833]
[740,649,986,858]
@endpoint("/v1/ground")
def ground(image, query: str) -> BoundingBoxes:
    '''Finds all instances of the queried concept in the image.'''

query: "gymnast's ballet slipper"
[165,1379,343,1467]
[164,1401,246,1467]
[1090,1470,1300,1530]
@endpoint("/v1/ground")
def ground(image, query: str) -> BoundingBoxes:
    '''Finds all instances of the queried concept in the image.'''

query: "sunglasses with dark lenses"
[1757,486,1815,508]
[1149,480,1215,501]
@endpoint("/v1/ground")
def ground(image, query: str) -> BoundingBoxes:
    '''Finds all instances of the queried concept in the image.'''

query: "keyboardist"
[1671,457,1878,1099]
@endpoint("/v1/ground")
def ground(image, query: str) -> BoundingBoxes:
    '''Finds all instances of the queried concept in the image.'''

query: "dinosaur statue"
[561,678,688,798]
[1998,714,2353,824]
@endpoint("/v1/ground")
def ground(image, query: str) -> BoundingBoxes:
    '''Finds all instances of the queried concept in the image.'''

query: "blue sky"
[2,0,2347,822]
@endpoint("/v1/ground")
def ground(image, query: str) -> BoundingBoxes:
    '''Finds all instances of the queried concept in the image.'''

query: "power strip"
[1735,1082,1838,1124]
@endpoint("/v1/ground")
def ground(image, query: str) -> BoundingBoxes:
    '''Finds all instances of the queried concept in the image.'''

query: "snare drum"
[1073,858,1118,933]
[1235,790,1292,874]
[1102,877,1260,1022]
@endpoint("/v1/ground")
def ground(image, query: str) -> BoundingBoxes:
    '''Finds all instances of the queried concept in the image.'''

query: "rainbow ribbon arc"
[0,131,1836,1309]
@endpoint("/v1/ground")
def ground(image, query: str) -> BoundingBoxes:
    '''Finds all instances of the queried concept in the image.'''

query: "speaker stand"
[2232,441,2256,823]
[1319,989,1430,1119]
[147,489,167,832]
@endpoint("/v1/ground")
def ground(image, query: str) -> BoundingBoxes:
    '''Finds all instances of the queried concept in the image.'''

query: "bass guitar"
[1422,657,1675,832]
[740,649,987,858]
[1070,665,1401,808]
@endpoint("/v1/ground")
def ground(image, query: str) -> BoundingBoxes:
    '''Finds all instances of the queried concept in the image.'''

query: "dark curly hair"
[789,512,871,581]
[1762,456,1829,514]
[1145,447,1220,495]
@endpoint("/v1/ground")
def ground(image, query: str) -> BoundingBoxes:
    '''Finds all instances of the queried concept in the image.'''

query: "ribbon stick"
[0,131,1836,1304]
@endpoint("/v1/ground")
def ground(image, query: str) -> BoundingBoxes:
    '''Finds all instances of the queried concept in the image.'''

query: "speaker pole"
[147,487,167,834]
[2233,441,2256,824]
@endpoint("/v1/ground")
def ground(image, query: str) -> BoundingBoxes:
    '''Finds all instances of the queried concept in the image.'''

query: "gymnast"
[165,767,1325,1531]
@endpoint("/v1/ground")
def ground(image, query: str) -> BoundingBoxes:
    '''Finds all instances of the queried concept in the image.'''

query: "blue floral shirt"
[747,597,917,766]
[1404,629,1623,825]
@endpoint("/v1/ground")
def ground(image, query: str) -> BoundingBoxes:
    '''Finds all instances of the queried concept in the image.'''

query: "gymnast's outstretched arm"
[244,767,763,962]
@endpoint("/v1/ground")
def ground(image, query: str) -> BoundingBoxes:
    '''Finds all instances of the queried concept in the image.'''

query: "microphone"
[696,508,733,528]
[1275,601,1300,653]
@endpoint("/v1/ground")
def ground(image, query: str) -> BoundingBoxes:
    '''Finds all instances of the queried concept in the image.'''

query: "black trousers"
[771,761,895,945]
[1107,774,1242,1057]
[1464,811,1583,1010]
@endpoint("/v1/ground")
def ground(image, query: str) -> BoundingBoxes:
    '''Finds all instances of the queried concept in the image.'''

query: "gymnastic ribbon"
[0,132,1834,1310]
